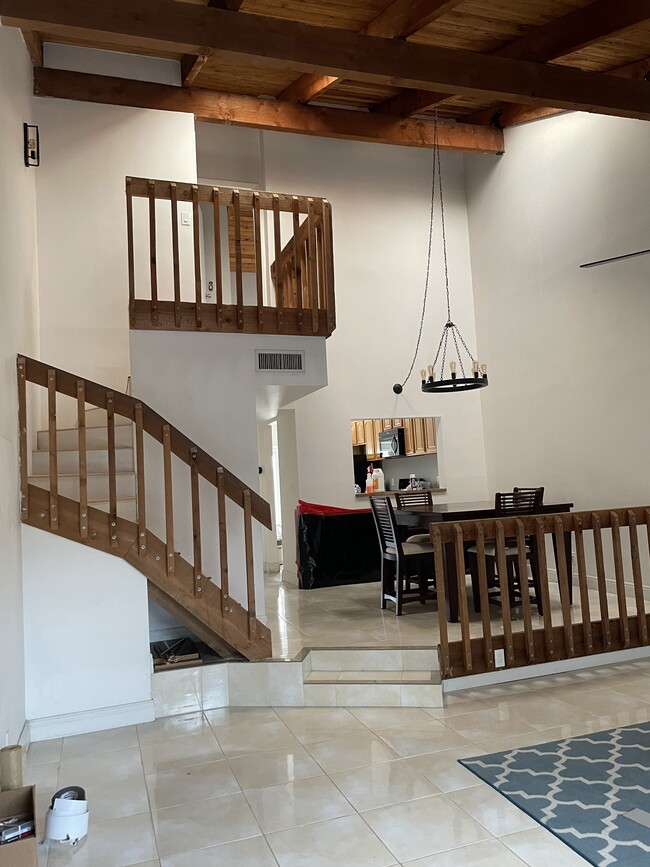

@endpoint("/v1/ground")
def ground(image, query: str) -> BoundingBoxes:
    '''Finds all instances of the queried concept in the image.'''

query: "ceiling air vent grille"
[255,350,305,374]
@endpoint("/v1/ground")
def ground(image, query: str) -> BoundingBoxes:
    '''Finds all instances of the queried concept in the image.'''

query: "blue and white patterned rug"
[460,722,650,866]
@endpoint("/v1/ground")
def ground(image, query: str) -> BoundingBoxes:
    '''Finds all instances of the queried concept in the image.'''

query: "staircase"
[17,355,273,661]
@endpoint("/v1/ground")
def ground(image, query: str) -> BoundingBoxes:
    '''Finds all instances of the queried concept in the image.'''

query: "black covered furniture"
[370,496,436,615]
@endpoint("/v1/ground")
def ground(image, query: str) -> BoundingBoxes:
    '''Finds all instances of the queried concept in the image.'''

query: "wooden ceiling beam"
[374,0,650,117]
[21,29,42,65]
[32,67,505,154]
[277,0,463,104]
[3,0,650,120]
[180,50,210,86]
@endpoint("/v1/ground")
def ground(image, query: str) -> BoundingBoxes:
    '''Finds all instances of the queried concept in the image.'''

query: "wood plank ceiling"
[2,0,649,153]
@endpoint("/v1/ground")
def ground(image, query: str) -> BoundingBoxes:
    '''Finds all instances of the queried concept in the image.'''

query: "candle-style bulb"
[472,360,478,374]
[480,363,487,375]
[420,369,427,381]
[450,361,457,378]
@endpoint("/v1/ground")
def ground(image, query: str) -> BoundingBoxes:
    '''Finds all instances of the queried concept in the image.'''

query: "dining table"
[395,500,574,622]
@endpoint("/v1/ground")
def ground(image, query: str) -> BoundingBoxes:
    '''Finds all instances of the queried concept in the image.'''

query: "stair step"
[305,670,437,684]
[305,648,439,673]
[37,425,133,451]
[84,407,132,428]
[89,498,137,521]
[29,472,136,500]
[32,447,134,475]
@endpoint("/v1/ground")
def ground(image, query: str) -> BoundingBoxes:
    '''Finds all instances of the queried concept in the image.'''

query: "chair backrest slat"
[394,490,433,510]
[495,489,543,516]
[369,496,402,555]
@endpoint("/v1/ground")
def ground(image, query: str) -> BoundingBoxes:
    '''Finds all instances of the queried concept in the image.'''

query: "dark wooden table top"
[396,501,574,522]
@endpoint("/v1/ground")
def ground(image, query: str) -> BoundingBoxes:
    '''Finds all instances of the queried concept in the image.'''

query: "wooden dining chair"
[468,489,543,614]
[369,496,436,615]
[394,490,434,543]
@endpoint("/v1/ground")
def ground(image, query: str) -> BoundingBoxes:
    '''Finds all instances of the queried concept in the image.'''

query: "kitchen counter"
[355,487,447,499]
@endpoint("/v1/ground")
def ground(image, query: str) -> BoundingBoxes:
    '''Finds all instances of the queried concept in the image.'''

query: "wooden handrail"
[20,355,271,528]
[434,506,650,680]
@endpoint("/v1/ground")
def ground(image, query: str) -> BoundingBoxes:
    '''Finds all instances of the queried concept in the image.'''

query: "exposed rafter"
[2,0,650,121]
[374,0,650,117]
[181,50,210,87]
[21,28,42,65]
[32,68,505,154]
[277,0,463,104]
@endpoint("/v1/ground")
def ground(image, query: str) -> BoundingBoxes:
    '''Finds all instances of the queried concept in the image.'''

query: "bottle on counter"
[366,466,374,494]
[409,473,416,490]
[376,467,385,492]
[372,467,380,492]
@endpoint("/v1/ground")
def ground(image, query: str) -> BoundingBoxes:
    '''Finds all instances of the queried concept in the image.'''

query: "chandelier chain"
[434,111,452,324]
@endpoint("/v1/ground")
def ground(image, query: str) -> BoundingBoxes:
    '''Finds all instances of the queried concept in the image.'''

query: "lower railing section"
[17,355,273,661]
[434,507,650,680]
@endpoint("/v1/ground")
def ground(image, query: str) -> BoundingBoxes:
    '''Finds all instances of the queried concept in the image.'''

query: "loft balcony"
[126,177,336,338]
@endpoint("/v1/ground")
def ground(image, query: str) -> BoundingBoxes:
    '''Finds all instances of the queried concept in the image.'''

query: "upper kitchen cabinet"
[351,418,437,457]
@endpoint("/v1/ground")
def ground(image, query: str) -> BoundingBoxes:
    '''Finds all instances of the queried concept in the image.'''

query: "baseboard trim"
[28,699,155,742]
[444,645,650,694]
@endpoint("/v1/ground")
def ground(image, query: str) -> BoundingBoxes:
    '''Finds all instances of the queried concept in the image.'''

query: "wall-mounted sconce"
[24,123,40,167]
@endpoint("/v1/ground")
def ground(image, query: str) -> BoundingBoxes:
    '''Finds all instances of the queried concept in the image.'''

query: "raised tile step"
[305,648,439,674]
[305,670,438,684]
[37,425,133,451]
[32,446,134,475]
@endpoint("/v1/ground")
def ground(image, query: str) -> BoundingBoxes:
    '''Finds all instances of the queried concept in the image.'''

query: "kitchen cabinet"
[364,419,379,459]
[351,416,437,459]
[351,420,365,446]
[411,418,427,455]
[382,419,393,431]
[373,419,384,456]
[424,417,437,453]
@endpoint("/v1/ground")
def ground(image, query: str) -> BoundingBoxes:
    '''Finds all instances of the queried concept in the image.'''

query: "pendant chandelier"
[393,113,488,395]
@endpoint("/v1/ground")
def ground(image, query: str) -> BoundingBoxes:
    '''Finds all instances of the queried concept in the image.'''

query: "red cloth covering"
[296,499,371,516]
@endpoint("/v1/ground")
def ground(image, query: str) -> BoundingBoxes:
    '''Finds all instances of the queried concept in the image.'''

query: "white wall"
[0,25,40,744]
[22,526,151,727]
[465,113,650,510]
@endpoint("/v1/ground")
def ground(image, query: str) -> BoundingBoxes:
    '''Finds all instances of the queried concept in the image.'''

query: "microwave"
[378,427,405,458]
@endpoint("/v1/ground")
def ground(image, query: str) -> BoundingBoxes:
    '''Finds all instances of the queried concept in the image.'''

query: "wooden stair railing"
[17,355,273,661]
[433,508,650,680]
[127,177,336,337]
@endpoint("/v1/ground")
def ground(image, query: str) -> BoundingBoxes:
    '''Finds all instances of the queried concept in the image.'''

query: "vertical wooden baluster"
[553,516,574,657]
[47,369,58,531]
[315,213,325,315]
[574,516,593,654]
[592,514,611,651]
[213,188,223,328]
[495,521,514,666]
[77,380,88,539]
[273,195,283,332]
[217,467,230,617]
[627,510,647,645]
[106,391,118,548]
[535,519,554,661]
[190,447,203,596]
[162,424,175,574]
[148,180,158,326]
[307,198,319,333]
[192,184,203,329]
[454,524,472,674]
[170,182,181,328]
[323,200,336,335]
[610,511,630,647]
[431,525,449,676]
[233,190,244,329]
[126,178,136,328]
[475,523,494,670]
[292,197,303,330]
[135,403,146,556]
[17,358,28,521]
[243,489,257,637]
[253,192,264,330]
[515,519,535,663]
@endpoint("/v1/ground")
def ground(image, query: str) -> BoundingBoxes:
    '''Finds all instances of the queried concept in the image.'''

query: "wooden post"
[126,177,136,328]
[323,201,336,334]
[162,424,175,574]
[553,516,574,657]
[627,511,647,645]
[454,524,472,673]
[233,190,244,329]
[307,198,319,333]
[213,188,223,327]
[170,182,181,328]
[192,184,203,329]
[515,519,535,663]
[148,179,159,325]
[574,517,593,654]
[190,447,203,596]
[494,521,514,666]
[217,466,230,617]
[610,511,630,647]
[535,519,554,660]
[76,380,88,539]
[106,391,118,548]
[292,197,303,330]
[431,525,449,676]
[243,489,256,637]
[592,514,612,650]
[17,358,28,521]
[475,523,494,670]
[135,402,146,556]
[47,369,58,531]
[253,192,264,330]
[273,195,283,331]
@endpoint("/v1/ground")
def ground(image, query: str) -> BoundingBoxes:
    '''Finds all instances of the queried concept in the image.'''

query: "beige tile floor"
[27,657,650,866]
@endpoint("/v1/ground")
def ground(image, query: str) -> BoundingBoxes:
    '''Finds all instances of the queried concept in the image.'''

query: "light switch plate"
[494,649,505,668]
[181,212,191,226]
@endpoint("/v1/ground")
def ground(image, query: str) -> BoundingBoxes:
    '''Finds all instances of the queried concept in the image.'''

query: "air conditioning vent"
[255,350,305,374]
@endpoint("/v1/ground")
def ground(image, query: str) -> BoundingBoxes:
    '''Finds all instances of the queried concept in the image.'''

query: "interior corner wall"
[464,113,650,510]
[33,85,197,395]
[0,24,40,743]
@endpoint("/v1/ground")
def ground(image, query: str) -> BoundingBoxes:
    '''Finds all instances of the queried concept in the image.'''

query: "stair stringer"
[25,484,273,661]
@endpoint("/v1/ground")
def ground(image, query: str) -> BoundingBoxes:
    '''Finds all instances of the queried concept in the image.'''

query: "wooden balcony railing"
[17,355,273,660]
[126,177,335,337]
[434,508,650,680]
